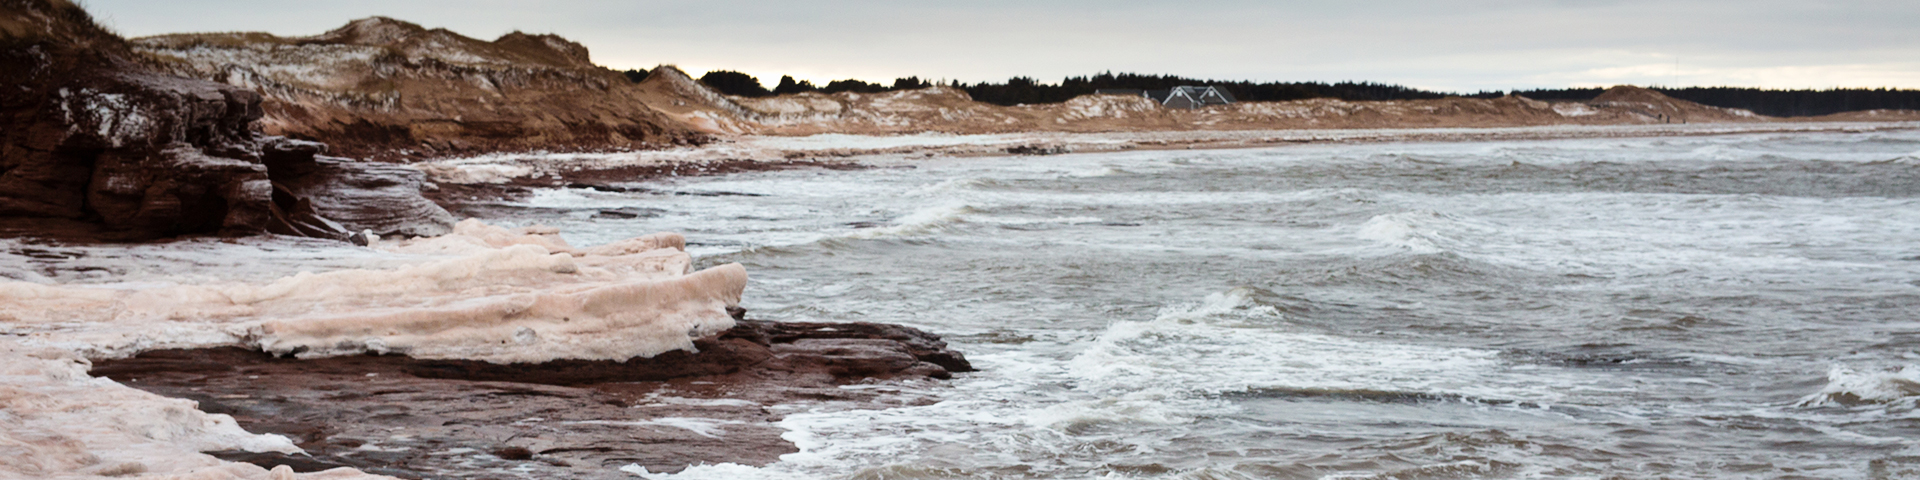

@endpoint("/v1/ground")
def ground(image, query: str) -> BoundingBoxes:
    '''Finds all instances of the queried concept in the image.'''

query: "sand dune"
[132,16,1920,161]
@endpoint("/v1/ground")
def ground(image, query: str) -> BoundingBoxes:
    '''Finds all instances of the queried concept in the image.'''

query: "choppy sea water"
[514,130,1920,479]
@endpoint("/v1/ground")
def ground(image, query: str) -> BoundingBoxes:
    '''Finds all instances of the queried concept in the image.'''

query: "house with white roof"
[1094,86,1237,109]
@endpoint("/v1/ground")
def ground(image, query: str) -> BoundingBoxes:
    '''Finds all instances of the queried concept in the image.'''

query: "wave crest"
[1066,287,1513,405]
[1797,365,1920,408]
[1357,210,1480,253]
[841,204,978,239]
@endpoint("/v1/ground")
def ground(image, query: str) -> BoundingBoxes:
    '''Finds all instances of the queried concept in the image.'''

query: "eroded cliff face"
[3,0,264,237]
[127,14,1847,154]
[0,0,453,241]
[134,17,709,161]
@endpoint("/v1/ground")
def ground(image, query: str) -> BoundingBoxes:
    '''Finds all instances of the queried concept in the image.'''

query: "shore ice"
[410,121,1920,186]
[2,220,746,364]
[0,339,386,479]
[0,220,749,478]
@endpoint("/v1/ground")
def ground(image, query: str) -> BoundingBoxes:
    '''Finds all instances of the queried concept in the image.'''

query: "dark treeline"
[686,70,934,97]
[629,68,1920,117]
[959,73,1448,106]
[673,70,1445,105]
[1466,88,1606,101]
[1471,87,1920,117]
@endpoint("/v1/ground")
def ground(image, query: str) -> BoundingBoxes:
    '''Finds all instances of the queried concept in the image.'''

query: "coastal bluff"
[1,0,453,241]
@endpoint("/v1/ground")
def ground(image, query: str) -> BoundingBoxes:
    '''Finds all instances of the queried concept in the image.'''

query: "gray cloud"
[82,0,1920,91]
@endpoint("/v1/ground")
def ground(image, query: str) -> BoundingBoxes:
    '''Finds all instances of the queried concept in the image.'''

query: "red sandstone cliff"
[11,3,1912,241]
[1,0,452,240]
[134,17,709,161]
[131,16,1884,154]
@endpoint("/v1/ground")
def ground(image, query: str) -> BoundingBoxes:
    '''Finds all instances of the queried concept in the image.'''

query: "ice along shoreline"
[415,121,1920,190]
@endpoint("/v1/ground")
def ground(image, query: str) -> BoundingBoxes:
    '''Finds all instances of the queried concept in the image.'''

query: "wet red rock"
[91,318,973,478]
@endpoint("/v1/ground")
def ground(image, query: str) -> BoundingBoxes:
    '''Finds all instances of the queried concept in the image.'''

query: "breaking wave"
[835,204,1100,241]
[909,176,1012,196]
[839,204,978,239]
[1065,288,1521,407]
[1355,210,1486,254]
[1059,166,1129,178]
[1797,365,1920,408]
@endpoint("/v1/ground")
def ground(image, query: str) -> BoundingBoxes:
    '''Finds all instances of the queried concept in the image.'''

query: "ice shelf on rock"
[0,338,387,479]
[0,219,747,364]
[0,219,749,479]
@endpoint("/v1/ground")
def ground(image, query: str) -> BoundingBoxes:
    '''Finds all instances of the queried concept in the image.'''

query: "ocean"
[508,129,1920,479]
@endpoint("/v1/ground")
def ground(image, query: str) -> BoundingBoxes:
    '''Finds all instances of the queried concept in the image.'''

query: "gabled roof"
[1094,86,1234,108]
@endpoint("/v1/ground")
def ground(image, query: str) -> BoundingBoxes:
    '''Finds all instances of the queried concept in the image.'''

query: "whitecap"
[1066,288,1524,402]
[839,204,977,239]
[1797,365,1920,408]
[1022,388,1218,432]
[968,215,1103,226]
[1356,210,1465,253]
[908,176,994,196]
[1683,144,1752,162]
[1059,166,1128,178]
[622,462,809,480]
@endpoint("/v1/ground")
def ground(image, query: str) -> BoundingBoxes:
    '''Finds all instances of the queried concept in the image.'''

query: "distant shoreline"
[415,121,1920,195]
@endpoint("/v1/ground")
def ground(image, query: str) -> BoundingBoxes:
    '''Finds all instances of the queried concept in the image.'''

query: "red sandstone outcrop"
[0,0,453,240]
[261,137,454,238]
[134,17,708,161]
[92,318,974,477]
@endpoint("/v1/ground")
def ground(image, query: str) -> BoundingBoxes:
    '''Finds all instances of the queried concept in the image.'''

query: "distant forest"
[620,68,1920,117]
[958,73,1445,105]
[1469,87,1920,117]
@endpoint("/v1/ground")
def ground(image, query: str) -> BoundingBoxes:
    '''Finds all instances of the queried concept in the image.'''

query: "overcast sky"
[82,0,1920,93]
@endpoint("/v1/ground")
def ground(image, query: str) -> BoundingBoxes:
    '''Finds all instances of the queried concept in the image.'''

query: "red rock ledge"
[90,316,973,478]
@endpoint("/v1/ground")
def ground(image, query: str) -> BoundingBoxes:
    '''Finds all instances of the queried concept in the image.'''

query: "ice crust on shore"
[410,122,1919,186]
[0,339,388,479]
[0,220,746,478]
[0,220,747,364]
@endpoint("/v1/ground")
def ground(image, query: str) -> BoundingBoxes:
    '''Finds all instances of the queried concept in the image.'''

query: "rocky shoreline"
[10,0,1918,243]
[409,120,1920,195]
[91,318,971,478]
[423,158,874,217]
[8,1,1920,478]
[0,210,977,479]
[2,5,975,477]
